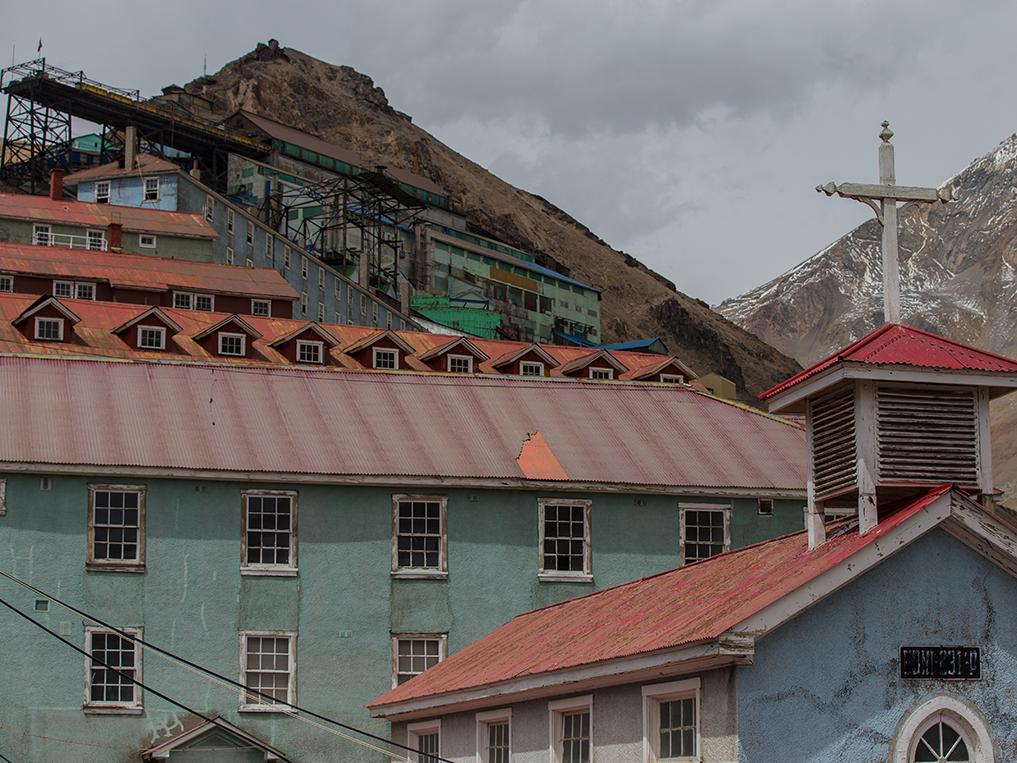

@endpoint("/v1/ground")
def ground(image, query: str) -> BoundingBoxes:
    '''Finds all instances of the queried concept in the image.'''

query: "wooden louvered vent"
[876,386,979,485]
[811,386,857,499]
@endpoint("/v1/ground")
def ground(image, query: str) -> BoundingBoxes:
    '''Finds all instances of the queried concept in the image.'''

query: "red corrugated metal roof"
[0,194,216,239]
[0,354,804,491]
[0,243,297,299]
[760,323,1017,400]
[368,484,952,710]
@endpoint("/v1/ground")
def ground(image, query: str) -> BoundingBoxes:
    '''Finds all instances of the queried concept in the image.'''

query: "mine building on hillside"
[369,323,1017,763]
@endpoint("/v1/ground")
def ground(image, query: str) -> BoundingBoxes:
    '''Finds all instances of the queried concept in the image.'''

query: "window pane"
[244,635,292,705]
[88,631,137,705]
[396,500,442,570]
[395,637,442,684]
[683,509,727,563]
[92,490,142,563]
[245,495,294,567]
[658,698,696,758]
[542,504,587,572]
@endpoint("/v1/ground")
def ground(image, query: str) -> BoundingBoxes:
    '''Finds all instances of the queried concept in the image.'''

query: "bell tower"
[760,324,1017,548]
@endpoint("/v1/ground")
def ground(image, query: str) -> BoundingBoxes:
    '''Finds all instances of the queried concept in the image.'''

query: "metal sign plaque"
[900,646,981,680]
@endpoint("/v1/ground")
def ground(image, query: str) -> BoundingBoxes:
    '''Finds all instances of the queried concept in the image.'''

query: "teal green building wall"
[0,473,801,761]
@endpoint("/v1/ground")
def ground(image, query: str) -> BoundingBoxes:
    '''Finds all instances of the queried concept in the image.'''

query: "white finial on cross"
[817,121,956,324]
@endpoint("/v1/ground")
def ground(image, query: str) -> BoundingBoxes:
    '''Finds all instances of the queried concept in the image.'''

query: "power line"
[0,593,292,763]
[0,569,445,762]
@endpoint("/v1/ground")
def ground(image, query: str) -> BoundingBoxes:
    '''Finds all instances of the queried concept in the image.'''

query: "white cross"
[817,121,955,324]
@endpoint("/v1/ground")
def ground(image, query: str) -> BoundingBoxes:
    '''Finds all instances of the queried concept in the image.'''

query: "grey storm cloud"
[4,0,1017,303]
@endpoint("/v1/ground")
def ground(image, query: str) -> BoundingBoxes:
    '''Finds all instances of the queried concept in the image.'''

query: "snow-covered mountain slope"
[718,133,1017,364]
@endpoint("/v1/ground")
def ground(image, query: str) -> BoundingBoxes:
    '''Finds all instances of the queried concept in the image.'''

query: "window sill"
[85,564,145,574]
[239,704,290,713]
[83,705,143,715]
[538,573,594,584]
[240,567,299,577]
[391,570,448,581]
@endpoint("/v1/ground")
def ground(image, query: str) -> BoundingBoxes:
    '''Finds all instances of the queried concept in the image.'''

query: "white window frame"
[588,367,614,380]
[360,294,367,316]
[300,291,308,315]
[334,279,341,299]
[318,266,325,288]
[373,347,398,370]
[283,247,291,270]
[226,246,235,265]
[317,304,325,323]
[520,361,545,377]
[391,634,448,688]
[204,194,214,222]
[239,630,296,712]
[296,340,324,365]
[678,503,731,566]
[240,489,298,575]
[538,498,593,582]
[32,223,51,245]
[641,677,701,763]
[548,695,593,763]
[83,625,143,713]
[75,282,96,301]
[218,332,247,357]
[246,220,254,246]
[96,181,111,204]
[86,484,146,570]
[143,177,160,202]
[245,257,254,269]
[53,280,74,298]
[194,293,214,312]
[372,302,379,325]
[757,498,774,516]
[392,494,448,578]
[476,708,512,763]
[85,229,106,251]
[172,291,193,310]
[0,275,12,292]
[137,325,167,351]
[266,237,274,264]
[251,299,271,318]
[138,234,157,249]
[892,695,995,763]
[301,258,308,280]
[34,316,64,341]
[407,719,442,763]
[660,374,685,384]
[447,354,474,374]
[227,207,235,234]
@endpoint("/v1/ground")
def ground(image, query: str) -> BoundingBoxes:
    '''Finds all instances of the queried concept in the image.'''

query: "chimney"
[107,222,123,252]
[124,126,138,170]
[189,159,201,181]
[358,251,369,289]
[49,168,65,201]
[399,279,412,316]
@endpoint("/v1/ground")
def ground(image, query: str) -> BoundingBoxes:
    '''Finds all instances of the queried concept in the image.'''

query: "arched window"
[893,697,995,763]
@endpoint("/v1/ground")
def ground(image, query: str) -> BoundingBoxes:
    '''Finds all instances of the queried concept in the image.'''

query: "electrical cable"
[0,569,447,762]
[0,593,293,763]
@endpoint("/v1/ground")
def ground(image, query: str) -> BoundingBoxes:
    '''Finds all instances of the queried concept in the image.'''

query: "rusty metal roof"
[0,354,804,491]
[368,485,952,712]
[0,193,216,239]
[761,323,1017,400]
[0,243,297,299]
[63,155,182,186]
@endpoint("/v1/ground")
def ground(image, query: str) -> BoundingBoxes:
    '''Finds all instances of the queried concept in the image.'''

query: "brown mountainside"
[183,42,800,399]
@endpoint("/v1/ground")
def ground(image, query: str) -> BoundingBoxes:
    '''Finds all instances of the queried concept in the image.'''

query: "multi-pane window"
[246,220,255,245]
[194,294,214,312]
[137,326,166,350]
[539,500,591,577]
[227,207,235,234]
[408,721,442,763]
[218,333,246,357]
[301,258,308,279]
[393,635,446,686]
[757,498,774,516]
[226,247,235,265]
[85,627,142,710]
[373,348,397,370]
[34,317,64,341]
[96,181,111,204]
[448,355,473,374]
[144,177,160,201]
[372,303,379,325]
[204,195,214,221]
[265,237,274,264]
[86,229,106,251]
[240,632,295,710]
[317,304,325,323]
[317,267,325,288]
[0,275,12,292]
[139,234,157,249]
[393,496,446,574]
[561,711,591,763]
[478,711,512,763]
[360,294,367,316]
[242,491,297,571]
[588,367,614,380]
[283,247,291,269]
[173,292,192,310]
[53,281,74,298]
[296,340,323,364]
[87,486,144,568]
[32,223,51,245]
[334,279,341,299]
[680,505,730,564]
[520,361,545,377]
[643,679,699,763]
[173,292,214,311]
[251,299,271,318]
[659,374,685,384]
[75,282,95,300]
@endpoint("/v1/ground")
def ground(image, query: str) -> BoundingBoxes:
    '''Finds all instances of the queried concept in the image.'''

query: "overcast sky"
[5,1,1017,304]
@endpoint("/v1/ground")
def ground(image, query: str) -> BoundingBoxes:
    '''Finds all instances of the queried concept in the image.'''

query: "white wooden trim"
[548,694,593,763]
[86,483,146,571]
[296,339,325,365]
[588,366,614,380]
[392,494,448,575]
[239,630,297,712]
[240,489,298,574]
[373,346,399,369]
[678,502,731,565]
[538,498,592,579]
[251,298,272,317]
[83,625,143,713]
[476,708,512,763]
[34,316,64,341]
[520,361,546,377]
[891,695,995,763]
[139,234,157,248]
[218,332,247,356]
[641,677,701,763]
[137,325,167,350]
[447,354,475,373]
[407,718,442,762]
[391,633,448,689]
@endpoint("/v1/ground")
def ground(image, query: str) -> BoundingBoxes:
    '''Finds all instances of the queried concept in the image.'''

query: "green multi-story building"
[0,354,804,761]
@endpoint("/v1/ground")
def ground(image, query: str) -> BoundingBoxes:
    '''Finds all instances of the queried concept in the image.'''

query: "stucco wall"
[393,669,738,762]
[737,528,1017,762]
[0,473,800,761]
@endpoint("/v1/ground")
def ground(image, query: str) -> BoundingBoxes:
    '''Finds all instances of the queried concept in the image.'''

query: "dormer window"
[144,177,160,202]
[95,181,110,204]
[296,340,323,364]
[138,326,167,350]
[589,367,614,380]
[173,292,214,312]
[53,281,95,300]
[660,374,685,384]
[520,361,545,377]
[218,333,246,357]
[448,355,473,374]
[34,317,64,341]
[251,299,271,317]
[373,348,398,370]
